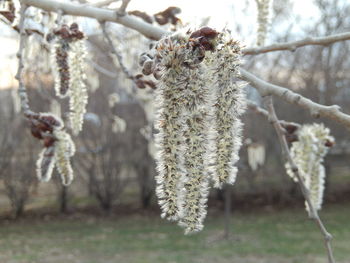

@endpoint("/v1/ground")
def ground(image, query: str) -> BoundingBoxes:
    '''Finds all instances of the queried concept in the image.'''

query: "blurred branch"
[264,96,335,263]
[243,32,350,55]
[15,3,34,117]
[22,0,167,40]
[100,22,135,80]
[117,0,131,16]
[247,100,300,129]
[89,58,117,78]
[241,69,350,130]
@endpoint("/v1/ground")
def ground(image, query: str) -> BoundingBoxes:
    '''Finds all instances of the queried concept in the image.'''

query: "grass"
[0,205,349,263]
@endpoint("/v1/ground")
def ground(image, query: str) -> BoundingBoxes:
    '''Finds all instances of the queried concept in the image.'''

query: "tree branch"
[15,3,34,117]
[22,0,167,40]
[247,100,300,129]
[100,22,135,80]
[241,69,350,130]
[117,0,131,16]
[243,32,350,55]
[264,96,335,263]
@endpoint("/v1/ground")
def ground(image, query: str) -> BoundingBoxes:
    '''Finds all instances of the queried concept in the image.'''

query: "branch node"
[325,233,333,241]
[311,110,321,118]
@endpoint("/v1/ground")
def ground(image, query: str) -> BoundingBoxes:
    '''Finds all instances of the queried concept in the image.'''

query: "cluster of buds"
[151,27,246,234]
[50,23,88,135]
[286,123,334,215]
[30,113,75,185]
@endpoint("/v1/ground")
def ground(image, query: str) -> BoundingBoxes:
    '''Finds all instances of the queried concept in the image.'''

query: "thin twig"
[89,58,118,78]
[247,100,300,128]
[243,32,350,55]
[117,0,131,16]
[264,96,335,263]
[15,3,34,117]
[241,69,350,130]
[100,22,135,80]
[55,9,63,25]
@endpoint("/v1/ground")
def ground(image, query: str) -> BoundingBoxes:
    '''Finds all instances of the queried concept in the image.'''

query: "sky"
[0,0,322,89]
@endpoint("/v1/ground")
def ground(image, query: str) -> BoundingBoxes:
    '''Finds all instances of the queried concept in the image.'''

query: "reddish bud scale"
[29,114,62,144]
[55,45,70,96]
[53,23,85,41]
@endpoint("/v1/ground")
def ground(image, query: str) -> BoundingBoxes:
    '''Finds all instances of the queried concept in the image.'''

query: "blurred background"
[0,0,349,262]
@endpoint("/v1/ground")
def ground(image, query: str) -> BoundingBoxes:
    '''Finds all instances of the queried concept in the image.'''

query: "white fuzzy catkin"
[286,123,333,215]
[53,129,76,186]
[176,43,212,234]
[154,33,192,221]
[36,146,55,182]
[68,40,88,135]
[247,143,266,171]
[178,106,211,234]
[255,0,271,46]
[206,32,246,189]
[154,28,248,234]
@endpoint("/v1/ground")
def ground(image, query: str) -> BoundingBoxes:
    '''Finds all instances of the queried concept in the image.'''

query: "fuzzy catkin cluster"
[154,28,246,234]
[34,113,75,186]
[286,123,333,215]
[255,0,270,46]
[155,33,205,222]
[51,23,88,135]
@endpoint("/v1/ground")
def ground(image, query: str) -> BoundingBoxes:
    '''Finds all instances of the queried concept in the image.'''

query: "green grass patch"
[0,205,349,263]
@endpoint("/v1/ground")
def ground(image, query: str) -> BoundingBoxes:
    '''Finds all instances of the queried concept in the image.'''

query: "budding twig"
[247,100,300,129]
[241,69,350,130]
[264,96,335,263]
[117,0,131,16]
[243,32,350,55]
[15,3,32,117]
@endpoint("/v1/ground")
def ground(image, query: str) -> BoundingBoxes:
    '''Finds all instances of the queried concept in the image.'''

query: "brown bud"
[30,124,43,140]
[283,123,299,134]
[153,70,162,80]
[143,80,157,89]
[286,134,298,144]
[39,114,62,128]
[190,27,218,40]
[325,139,334,147]
[128,10,153,24]
[154,7,181,26]
[70,23,78,30]
[142,60,154,75]
[135,79,146,89]
[43,137,56,147]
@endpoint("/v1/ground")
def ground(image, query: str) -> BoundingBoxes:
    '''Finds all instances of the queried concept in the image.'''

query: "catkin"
[255,0,271,46]
[68,40,88,135]
[286,123,333,215]
[206,32,246,189]
[153,28,247,234]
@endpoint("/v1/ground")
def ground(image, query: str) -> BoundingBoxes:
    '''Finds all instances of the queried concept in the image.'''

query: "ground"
[0,204,348,263]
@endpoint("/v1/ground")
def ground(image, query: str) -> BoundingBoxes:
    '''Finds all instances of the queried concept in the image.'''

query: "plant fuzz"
[153,27,246,234]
